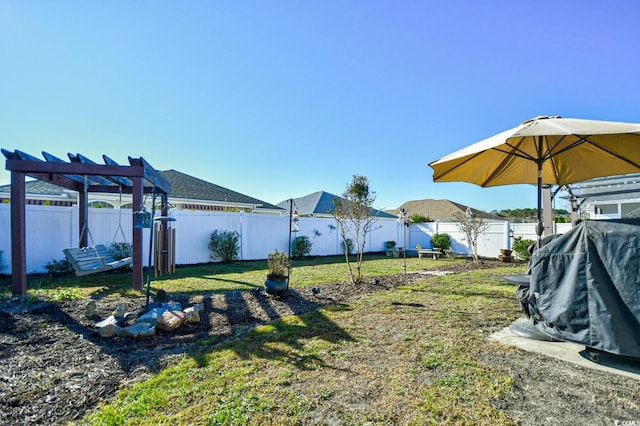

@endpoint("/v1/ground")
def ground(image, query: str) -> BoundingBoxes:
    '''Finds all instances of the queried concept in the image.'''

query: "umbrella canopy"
[428,116,640,239]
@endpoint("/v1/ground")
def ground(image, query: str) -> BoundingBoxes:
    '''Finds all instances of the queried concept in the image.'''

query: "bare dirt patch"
[1,261,638,425]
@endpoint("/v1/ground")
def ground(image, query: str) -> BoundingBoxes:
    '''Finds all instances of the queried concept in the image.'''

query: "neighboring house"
[0,179,77,207]
[159,170,282,213]
[276,191,397,219]
[567,173,640,219]
[0,169,284,214]
[386,199,504,222]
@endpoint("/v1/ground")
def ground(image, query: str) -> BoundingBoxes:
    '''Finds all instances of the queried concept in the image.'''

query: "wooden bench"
[417,249,442,260]
[63,244,132,276]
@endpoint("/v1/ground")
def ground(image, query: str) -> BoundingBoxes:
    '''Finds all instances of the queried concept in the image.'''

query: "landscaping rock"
[136,307,165,325]
[97,323,120,338]
[156,310,186,331]
[116,323,155,338]
[85,300,98,318]
[112,304,126,318]
[183,305,201,324]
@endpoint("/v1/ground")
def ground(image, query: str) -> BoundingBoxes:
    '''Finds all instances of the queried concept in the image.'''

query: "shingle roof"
[277,191,397,219]
[159,170,282,210]
[386,199,503,221]
[0,179,75,197]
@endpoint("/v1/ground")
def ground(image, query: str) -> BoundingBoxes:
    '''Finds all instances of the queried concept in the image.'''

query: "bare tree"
[453,208,489,264]
[330,175,378,284]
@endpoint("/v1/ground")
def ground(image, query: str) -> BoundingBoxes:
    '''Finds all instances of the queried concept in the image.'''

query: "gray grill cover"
[528,219,640,359]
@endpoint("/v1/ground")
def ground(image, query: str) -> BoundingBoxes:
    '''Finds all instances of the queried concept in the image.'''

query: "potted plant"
[499,248,513,262]
[385,240,397,257]
[265,249,290,295]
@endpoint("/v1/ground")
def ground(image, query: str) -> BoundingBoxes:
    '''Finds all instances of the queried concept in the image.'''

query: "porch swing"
[63,181,133,276]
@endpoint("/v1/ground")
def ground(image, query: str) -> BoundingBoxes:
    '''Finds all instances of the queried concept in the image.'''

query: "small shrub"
[385,241,396,249]
[291,236,312,258]
[513,239,536,261]
[342,238,354,255]
[45,258,74,277]
[51,287,81,301]
[209,230,240,262]
[431,233,452,251]
[267,250,290,281]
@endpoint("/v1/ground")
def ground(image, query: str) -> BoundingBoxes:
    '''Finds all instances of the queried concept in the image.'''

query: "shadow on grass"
[428,285,517,302]
[238,309,353,372]
[193,293,355,373]
[0,274,355,426]
[172,276,261,292]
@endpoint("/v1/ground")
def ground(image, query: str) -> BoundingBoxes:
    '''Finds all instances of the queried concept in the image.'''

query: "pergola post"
[132,176,144,291]
[10,170,27,296]
[78,187,88,248]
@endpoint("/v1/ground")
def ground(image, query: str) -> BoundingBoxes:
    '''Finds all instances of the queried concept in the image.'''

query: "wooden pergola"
[2,149,170,296]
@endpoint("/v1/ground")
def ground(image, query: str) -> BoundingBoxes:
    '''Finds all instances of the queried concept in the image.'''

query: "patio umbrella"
[428,115,640,243]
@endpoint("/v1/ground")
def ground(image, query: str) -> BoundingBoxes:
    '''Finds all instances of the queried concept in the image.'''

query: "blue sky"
[2,1,639,213]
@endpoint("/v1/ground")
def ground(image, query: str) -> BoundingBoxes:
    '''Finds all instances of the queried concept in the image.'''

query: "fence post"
[505,222,512,250]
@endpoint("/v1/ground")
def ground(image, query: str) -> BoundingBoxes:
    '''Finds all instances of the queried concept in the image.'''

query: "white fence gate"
[0,204,571,274]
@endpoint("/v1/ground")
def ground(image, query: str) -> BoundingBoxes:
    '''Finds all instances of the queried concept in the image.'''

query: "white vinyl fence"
[0,204,572,274]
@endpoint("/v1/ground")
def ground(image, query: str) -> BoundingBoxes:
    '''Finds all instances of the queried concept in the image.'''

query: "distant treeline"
[491,208,571,222]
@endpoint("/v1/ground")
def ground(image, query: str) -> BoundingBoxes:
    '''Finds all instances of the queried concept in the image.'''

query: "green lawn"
[1,255,528,425]
[1,254,496,299]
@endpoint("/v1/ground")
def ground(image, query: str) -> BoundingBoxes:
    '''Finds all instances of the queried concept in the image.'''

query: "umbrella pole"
[536,137,544,250]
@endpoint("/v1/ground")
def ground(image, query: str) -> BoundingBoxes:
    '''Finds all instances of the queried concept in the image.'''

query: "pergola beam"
[6,159,143,179]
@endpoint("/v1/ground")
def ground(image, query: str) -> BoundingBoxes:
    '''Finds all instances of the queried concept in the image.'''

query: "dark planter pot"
[265,278,288,295]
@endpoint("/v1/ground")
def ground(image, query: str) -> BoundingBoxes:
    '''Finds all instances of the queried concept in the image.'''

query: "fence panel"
[241,214,289,260]
[28,206,76,273]
[408,222,437,251]
[0,204,10,273]
[0,205,76,274]
[510,223,539,244]
[368,220,400,252]
[293,217,340,256]
[1,204,577,274]
[172,210,243,264]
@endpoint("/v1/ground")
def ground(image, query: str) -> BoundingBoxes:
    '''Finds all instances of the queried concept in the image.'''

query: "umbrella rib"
[544,135,572,184]
[478,137,537,186]
[494,140,537,161]
[543,134,640,184]
[431,151,487,181]
[583,134,640,169]
[543,133,640,162]
[543,135,584,160]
